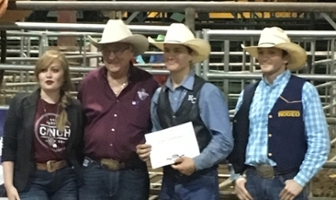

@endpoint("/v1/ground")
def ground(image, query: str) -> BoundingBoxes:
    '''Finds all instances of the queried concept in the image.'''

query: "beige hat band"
[259,42,276,46]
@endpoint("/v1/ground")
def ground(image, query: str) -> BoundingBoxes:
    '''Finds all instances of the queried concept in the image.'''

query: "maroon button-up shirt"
[78,65,158,161]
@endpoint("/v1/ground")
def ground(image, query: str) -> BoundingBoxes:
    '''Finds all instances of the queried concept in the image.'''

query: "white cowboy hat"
[148,23,211,63]
[88,19,148,55]
[242,27,307,70]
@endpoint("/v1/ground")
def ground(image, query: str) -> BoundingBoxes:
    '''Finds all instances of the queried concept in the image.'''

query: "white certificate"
[145,122,200,169]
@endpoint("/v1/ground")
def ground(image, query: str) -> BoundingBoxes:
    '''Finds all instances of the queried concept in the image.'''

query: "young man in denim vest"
[229,27,330,200]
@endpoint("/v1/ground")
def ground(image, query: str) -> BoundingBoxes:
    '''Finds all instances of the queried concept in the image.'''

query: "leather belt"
[84,157,126,171]
[247,164,279,179]
[85,156,145,171]
[100,158,125,171]
[36,160,67,173]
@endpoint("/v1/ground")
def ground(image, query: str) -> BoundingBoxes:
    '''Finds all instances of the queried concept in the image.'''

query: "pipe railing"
[0,22,170,33]
[201,29,336,106]
[7,1,336,12]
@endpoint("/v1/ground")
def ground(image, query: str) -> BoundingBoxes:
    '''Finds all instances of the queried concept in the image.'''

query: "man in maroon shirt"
[78,19,158,200]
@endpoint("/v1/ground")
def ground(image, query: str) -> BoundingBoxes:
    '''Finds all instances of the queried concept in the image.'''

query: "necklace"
[41,99,60,149]
[113,82,128,96]
[107,75,128,96]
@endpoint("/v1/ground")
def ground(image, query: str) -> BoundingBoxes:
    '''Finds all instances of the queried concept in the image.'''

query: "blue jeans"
[78,157,149,200]
[19,166,78,200]
[160,166,219,200]
[245,168,308,200]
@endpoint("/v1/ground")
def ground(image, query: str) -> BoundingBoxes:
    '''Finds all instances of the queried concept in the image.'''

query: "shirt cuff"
[193,155,205,171]
[293,173,309,187]
[230,173,243,181]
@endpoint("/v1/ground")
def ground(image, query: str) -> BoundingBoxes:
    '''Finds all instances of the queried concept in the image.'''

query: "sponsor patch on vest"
[278,110,301,117]
[187,95,197,104]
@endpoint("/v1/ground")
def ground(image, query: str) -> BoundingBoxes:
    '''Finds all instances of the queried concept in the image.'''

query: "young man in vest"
[229,27,330,200]
[136,23,234,199]
[78,20,159,200]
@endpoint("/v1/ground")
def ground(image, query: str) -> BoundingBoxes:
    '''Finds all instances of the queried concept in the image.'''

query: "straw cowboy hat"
[242,27,307,70]
[0,0,31,22]
[148,23,211,63]
[89,19,148,55]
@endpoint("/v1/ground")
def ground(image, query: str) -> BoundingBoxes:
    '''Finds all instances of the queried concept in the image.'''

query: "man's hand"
[279,179,303,200]
[171,156,196,176]
[234,177,253,200]
[5,185,20,200]
[136,144,151,162]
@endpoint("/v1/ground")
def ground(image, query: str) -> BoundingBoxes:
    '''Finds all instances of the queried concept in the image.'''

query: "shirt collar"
[261,69,291,86]
[165,70,195,91]
[100,62,136,82]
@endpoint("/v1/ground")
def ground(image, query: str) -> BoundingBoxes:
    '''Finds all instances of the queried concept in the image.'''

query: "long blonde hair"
[35,50,72,132]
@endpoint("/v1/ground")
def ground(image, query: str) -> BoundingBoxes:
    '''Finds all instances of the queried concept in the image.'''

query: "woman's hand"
[6,185,20,200]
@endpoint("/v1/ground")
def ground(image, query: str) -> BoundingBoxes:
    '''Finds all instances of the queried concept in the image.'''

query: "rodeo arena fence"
[0,1,336,200]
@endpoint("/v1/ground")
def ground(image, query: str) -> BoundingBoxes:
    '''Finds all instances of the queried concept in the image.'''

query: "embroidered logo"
[137,88,149,100]
[187,95,197,104]
[278,110,301,117]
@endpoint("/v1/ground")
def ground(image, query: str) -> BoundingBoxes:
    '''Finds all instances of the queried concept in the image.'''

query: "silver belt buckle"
[255,164,275,179]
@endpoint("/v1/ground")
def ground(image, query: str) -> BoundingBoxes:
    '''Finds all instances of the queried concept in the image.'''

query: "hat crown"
[164,23,196,43]
[89,19,148,55]
[101,19,133,43]
[258,27,291,46]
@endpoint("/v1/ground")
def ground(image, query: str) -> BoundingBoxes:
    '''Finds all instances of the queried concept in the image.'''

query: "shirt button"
[110,144,113,147]
[173,115,176,118]
[117,100,120,103]
[111,128,115,132]
[268,115,273,118]
[114,114,117,117]
[268,153,272,156]
[268,134,272,137]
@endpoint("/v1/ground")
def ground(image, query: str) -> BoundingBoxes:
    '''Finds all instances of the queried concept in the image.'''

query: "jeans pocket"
[278,175,286,186]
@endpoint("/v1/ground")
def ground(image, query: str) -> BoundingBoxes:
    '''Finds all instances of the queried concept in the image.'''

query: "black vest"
[157,75,211,152]
[227,82,259,174]
[267,75,306,173]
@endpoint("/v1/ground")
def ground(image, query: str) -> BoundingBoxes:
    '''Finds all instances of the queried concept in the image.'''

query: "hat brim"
[88,34,149,56]
[0,0,8,17]
[148,37,210,63]
[242,43,307,70]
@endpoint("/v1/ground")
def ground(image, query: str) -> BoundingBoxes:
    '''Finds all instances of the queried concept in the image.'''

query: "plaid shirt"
[235,70,330,186]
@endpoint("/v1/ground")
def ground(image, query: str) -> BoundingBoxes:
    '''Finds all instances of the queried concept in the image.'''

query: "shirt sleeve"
[77,76,86,102]
[293,82,330,186]
[235,90,244,114]
[193,83,234,170]
[2,95,22,162]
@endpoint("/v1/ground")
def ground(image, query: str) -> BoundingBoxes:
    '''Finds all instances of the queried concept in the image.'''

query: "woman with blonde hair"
[2,50,84,200]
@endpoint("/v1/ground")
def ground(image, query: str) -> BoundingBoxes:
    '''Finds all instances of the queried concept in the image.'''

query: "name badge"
[278,110,301,117]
